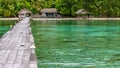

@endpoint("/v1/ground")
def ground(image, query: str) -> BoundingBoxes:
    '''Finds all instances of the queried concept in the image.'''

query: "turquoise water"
[31,20,120,68]
[0,20,15,37]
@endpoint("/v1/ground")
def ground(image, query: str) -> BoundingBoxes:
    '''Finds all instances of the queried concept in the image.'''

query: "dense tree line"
[0,0,120,17]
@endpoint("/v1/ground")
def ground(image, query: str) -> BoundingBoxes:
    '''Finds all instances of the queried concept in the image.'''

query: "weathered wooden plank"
[3,64,12,68]
[0,32,16,50]
[29,64,37,68]
[0,17,37,68]
[0,43,2,47]
[5,34,18,50]
[9,33,22,50]
[0,33,13,49]
[20,64,29,68]
[0,50,11,64]
[6,50,18,64]
[14,51,24,64]
[13,64,21,68]
[0,50,6,57]
[0,64,3,68]
[22,50,31,64]
[13,34,23,50]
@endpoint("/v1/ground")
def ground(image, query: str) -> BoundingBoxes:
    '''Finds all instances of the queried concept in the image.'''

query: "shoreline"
[0,18,120,20]
[0,18,18,20]
[33,18,120,20]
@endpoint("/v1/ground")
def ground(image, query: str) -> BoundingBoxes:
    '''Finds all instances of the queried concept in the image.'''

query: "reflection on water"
[31,20,120,68]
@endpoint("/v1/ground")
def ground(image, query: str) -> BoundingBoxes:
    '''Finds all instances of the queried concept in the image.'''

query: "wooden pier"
[0,18,37,68]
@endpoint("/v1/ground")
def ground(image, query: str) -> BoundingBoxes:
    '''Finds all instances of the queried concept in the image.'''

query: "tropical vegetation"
[0,0,120,17]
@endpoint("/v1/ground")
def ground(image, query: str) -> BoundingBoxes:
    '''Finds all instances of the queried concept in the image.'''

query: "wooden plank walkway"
[0,17,37,68]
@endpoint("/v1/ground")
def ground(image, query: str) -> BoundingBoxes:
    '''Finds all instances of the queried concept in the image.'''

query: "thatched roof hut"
[41,8,58,13]
[75,9,89,15]
[40,8,60,18]
[18,8,32,20]
[75,9,89,18]
[18,8,32,14]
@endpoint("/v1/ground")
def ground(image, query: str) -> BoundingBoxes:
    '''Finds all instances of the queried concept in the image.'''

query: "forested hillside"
[0,0,120,17]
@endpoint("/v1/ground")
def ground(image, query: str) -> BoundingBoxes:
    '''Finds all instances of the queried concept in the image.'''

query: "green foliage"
[0,0,120,17]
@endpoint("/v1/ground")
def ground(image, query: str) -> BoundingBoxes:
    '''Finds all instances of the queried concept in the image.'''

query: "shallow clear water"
[31,20,120,68]
[0,20,15,37]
